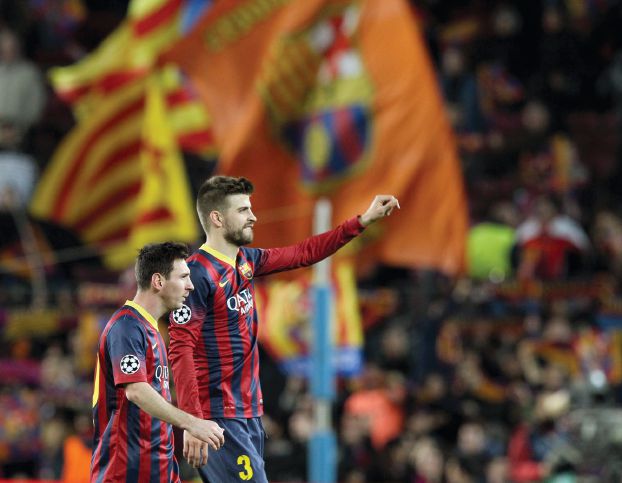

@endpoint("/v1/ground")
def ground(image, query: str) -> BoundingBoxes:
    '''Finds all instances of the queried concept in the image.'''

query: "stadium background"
[1,0,622,482]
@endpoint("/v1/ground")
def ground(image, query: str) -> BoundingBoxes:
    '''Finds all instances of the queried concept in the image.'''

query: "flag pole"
[309,198,336,483]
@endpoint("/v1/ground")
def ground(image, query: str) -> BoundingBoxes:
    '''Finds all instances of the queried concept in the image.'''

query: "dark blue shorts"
[198,417,267,483]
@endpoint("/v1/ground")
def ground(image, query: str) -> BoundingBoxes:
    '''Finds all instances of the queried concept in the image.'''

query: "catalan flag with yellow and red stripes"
[31,69,198,269]
[48,0,215,155]
[31,0,213,268]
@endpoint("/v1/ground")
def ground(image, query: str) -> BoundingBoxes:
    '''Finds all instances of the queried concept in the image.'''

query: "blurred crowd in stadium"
[2,0,622,482]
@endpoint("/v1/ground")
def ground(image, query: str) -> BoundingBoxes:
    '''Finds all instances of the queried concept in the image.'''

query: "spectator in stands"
[486,456,510,483]
[454,420,492,480]
[515,195,590,280]
[538,3,585,116]
[468,200,519,282]
[409,437,445,483]
[0,29,44,209]
[517,100,588,198]
[0,29,45,149]
[508,390,576,482]
[445,455,478,483]
[440,44,488,182]
[343,365,406,450]
[377,322,412,373]
[592,210,622,278]
[372,437,413,483]
[60,411,91,483]
[338,412,375,482]
[0,152,37,209]
[441,45,486,136]
[482,3,530,81]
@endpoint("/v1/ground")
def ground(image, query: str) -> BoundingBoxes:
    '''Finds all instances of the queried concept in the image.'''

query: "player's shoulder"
[105,307,145,334]
[187,249,215,272]
[239,246,259,256]
[240,246,263,263]
[108,305,140,323]
[184,253,215,293]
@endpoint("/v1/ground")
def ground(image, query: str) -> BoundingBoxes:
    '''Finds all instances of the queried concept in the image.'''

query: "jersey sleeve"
[106,318,149,386]
[253,216,365,276]
[168,262,211,418]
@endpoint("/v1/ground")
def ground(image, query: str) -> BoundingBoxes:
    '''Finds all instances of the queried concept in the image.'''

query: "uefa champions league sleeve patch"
[120,354,141,374]
[172,304,191,325]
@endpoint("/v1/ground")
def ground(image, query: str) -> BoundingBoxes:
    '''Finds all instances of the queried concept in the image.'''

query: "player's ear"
[209,210,223,228]
[151,272,164,290]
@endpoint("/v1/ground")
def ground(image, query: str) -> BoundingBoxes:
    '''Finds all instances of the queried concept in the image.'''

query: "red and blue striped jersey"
[168,217,364,419]
[91,300,180,483]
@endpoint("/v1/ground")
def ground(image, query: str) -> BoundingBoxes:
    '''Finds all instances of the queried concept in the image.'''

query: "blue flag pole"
[309,198,336,483]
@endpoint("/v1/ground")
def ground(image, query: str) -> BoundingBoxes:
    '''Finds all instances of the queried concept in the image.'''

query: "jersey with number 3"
[169,217,364,419]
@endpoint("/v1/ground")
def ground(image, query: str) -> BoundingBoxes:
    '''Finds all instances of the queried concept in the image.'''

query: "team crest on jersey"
[120,354,140,375]
[172,304,192,325]
[239,262,253,279]
[257,4,373,192]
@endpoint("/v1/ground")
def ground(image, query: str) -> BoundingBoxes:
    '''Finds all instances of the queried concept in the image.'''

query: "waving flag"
[166,0,467,274]
[30,0,216,268]
[48,0,215,155]
[31,71,198,269]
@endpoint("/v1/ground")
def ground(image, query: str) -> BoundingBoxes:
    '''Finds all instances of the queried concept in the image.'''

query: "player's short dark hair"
[196,176,254,232]
[135,242,189,290]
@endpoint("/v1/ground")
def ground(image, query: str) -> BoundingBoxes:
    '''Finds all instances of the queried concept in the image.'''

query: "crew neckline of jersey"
[125,300,159,331]
[200,243,237,268]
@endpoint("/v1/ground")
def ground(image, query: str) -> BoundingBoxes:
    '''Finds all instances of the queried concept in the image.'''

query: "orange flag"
[167,0,467,274]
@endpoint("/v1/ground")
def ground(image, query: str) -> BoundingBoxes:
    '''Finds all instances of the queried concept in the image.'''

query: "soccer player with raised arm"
[91,242,225,483]
[168,176,399,482]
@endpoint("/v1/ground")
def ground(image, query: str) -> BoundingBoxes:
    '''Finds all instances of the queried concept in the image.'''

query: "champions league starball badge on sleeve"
[120,354,141,374]
[172,304,192,325]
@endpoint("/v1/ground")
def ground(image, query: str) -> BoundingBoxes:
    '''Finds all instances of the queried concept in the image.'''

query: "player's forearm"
[125,382,195,431]
[257,217,364,275]
[305,216,364,260]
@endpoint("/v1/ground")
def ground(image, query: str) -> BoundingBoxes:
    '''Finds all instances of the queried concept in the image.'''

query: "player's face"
[222,194,257,246]
[160,259,194,310]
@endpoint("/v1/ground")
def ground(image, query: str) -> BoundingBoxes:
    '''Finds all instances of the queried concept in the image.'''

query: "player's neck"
[132,292,166,321]
[204,233,239,262]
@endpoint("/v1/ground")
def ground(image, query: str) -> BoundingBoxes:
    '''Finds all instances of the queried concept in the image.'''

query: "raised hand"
[359,195,400,227]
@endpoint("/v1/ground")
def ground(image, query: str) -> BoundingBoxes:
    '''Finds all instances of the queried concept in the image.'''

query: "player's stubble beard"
[224,222,253,246]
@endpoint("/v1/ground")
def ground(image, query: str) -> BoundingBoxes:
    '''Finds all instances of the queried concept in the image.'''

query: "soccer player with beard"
[169,176,399,482]
[91,242,225,483]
